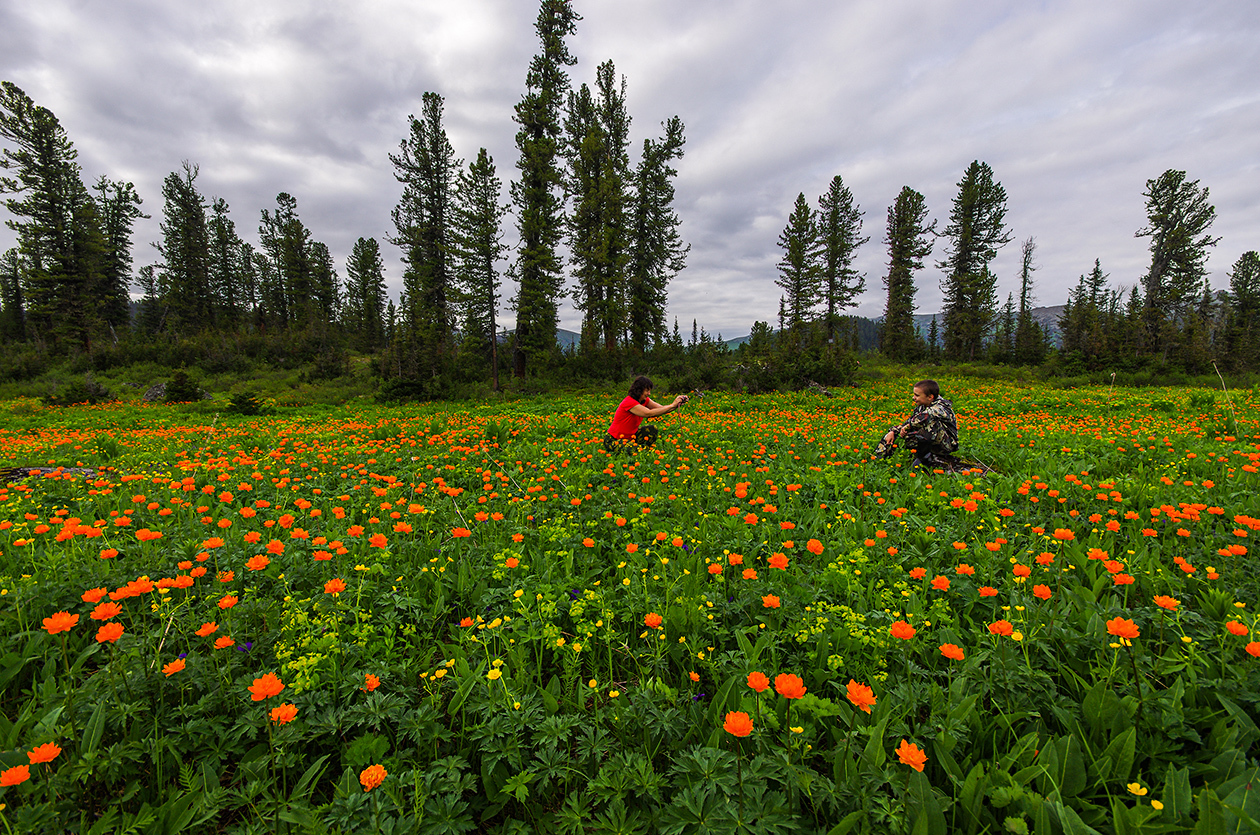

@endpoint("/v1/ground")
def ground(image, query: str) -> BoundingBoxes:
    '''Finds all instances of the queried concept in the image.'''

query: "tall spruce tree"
[343,236,387,352]
[775,192,822,334]
[0,248,25,341]
[1012,237,1045,365]
[816,175,868,338]
[93,177,147,332]
[391,91,460,380]
[157,162,214,333]
[207,197,242,328]
[511,0,580,377]
[453,148,509,388]
[1224,250,1260,369]
[626,116,687,353]
[259,192,313,330]
[939,161,1012,361]
[1136,170,1219,339]
[880,186,934,362]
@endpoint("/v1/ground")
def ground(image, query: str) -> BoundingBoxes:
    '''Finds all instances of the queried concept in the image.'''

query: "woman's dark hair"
[915,379,940,399]
[629,376,653,401]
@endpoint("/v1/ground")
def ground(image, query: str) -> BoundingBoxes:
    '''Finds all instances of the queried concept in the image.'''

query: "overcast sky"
[2,0,1258,338]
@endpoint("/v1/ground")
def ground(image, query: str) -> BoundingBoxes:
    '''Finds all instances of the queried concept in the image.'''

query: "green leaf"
[289,754,329,803]
[82,699,107,757]
[825,811,865,835]
[1161,763,1193,821]
[906,769,947,835]
[1097,727,1135,783]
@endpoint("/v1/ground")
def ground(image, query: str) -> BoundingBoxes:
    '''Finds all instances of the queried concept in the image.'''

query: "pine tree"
[207,197,242,327]
[1136,170,1220,338]
[939,161,1012,361]
[776,192,821,333]
[92,177,147,332]
[880,186,934,362]
[259,192,313,329]
[343,237,388,352]
[157,162,214,333]
[0,248,26,341]
[626,116,687,354]
[511,0,580,377]
[453,149,509,388]
[1012,237,1046,366]
[816,175,868,338]
[1225,250,1260,368]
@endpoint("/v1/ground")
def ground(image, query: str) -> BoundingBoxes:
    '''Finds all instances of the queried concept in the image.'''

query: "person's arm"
[629,394,688,418]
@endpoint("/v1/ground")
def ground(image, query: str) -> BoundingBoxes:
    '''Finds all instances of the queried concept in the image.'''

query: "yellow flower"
[622,578,631,586]
[1011,631,1024,641]
[433,669,447,679]
[588,678,598,689]
[1181,636,1193,643]
[513,589,523,599]
[486,669,502,680]
[1151,800,1164,811]
[491,658,504,668]
[790,726,804,733]
[609,690,620,698]
[1127,783,1148,796]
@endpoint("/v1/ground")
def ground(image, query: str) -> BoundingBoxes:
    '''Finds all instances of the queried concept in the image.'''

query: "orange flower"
[846,679,876,713]
[707,563,722,576]
[806,539,824,555]
[27,742,61,764]
[1,764,30,787]
[723,711,753,737]
[931,576,950,591]
[195,621,218,637]
[762,594,781,608]
[1153,595,1180,610]
[1227,621,1249,637]
[96,622,124,643]
[742,568,757,580]
[218,594,239,609]
[324,578,347,595]
[269,703,299,725]
[644,612,663,629]
[505,557,520,568]
[909,567,927,580]
[360,764,387,792]
[939,643,965,661]
[747,671,769,692]
[42,611,79,635]
[249,672,285,701]
[135,528,163,542]
[1246,642,1260,658]
[979,586,998,597]
[459,617,474,627]
[768,553,789,570]
[896,739,928,772]
[81,587,107,603]
[1032,584,1051,600]
[215,636,235,649]
[99,548,119,559]
[956,564,975,576]
[689,671,700,682]
[1106,617,1140,640]
[162,658,186,677]
[452,527,472,538]
[988,620,1014,636]
[90,601,123,621]
[890,621,915,640]
[774,673,806,699]
[1052,528,1075,541]
[362,673,380,691]
[368,533,388,548]
[246,554,271,571]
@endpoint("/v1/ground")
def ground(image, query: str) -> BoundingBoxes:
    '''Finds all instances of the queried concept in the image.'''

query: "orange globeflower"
[767,553,789,570]
[195,621,218,637]
[162,658,186,677]
[1032,584,1051,600]
[707,563,722,576]
[909,567,927,580]
[1153,595,1180,610]
[939,643,965,661]
[215,636,235,649]
[96,622,124,643]
[896,739,928,772]
[1227,621,1249,637]
[362,673,381,692]
[742,568,758,580]
[846,679,876,713]
[0,765,30,787]
[774,673,807,699]
[931,576,950,591]
[90,601,123,621]
[806,539,824,555]
[360,764,387,792]
[42,611,79,635]
[27,742,61,764]
[1246,642,1260,658]
[82,587,107,603]
[249,673,285,701]
[723,711,754,737]
[368,533,388,548]
[988,620,1014,636]
[99,548,119,559]
[452,527,472,538]
[747,671,770,692]
[762,594,781,609]
[218,594,239,609]
[890,621,915,640]
[1106,617,1140,640]
[644,612,663,629]
[956,564,975,576]
[269,703,299,725]
[246,554,271,571]
[1052,528,1075,541]
[265,540,285,555]
[979,586,999,597]
[324,578,347,595]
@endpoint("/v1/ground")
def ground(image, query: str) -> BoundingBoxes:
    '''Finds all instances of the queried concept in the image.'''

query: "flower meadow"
[1,377,1259,834]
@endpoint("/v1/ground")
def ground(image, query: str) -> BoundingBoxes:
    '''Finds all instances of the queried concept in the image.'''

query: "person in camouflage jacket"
[873,379,961,468]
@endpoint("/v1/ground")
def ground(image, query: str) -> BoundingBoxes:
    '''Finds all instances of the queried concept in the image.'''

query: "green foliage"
[42,374,114,406]
[164,369,202,403]
[227,390,268,416]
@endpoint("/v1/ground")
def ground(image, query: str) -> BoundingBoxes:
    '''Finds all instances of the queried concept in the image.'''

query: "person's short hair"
[914,379,940,399]
[629,376,653,401]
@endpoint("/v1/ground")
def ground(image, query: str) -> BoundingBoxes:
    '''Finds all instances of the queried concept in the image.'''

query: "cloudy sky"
[2,0,1258,338]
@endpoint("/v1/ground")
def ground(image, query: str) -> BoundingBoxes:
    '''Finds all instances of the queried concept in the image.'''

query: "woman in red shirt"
[605,376,688,451]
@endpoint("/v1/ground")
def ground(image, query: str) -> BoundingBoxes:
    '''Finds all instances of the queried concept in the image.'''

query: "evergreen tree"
[308,240,340,325]
[135,264,166,334]
[880,186,934,362]
[511,0,580,377]
[207,197,242,327]
[816,174,868,337]
[390,91,460,380]
[453,149,509,388]
[343,236,388,352]
[157,162,214,333]
[259,192,312,329]
[939,161,1012,361]
[991,294,1016,362]
[0,248,26,341]
[1136,170,1219,339]
[626,116,687,353]
[775,192,821,333]
[92,177,147,331]
[1012,237,1045,365]
[1224,250,1260,368]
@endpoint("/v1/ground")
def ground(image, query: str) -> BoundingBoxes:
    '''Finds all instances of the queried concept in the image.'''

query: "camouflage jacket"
[898,396,959,453]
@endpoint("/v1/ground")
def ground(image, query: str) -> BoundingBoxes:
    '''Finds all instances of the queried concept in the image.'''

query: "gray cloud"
[2,0,1257,338]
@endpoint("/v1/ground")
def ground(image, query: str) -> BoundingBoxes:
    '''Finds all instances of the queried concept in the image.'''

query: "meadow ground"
[1,375,1258,834]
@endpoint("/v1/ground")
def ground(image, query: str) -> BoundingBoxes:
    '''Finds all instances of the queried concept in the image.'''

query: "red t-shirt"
[608,395,644,438]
